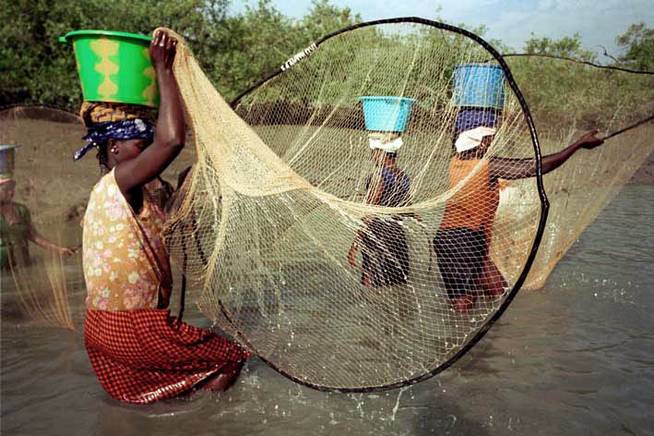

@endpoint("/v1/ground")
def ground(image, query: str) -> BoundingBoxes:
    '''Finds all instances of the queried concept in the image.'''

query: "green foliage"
[1,1,652,117]
[299,0,361,40]
[0,0,359,108]
[617,22,654,71]
[515,32,653,132]
[523,33,597,61]
[508,54,654,134]
[212,0,360,100]
[0,0,216,108]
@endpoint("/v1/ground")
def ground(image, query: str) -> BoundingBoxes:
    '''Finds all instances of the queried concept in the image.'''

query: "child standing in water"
[434,108,603,312]
[77,30,249,404]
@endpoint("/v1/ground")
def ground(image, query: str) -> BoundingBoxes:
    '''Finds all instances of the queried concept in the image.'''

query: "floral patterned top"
[83,170,172,311]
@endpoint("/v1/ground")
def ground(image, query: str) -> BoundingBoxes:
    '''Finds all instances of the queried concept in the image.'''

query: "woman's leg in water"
[476,256,507,297]
[203,361,245,391]
[433,228,486,313]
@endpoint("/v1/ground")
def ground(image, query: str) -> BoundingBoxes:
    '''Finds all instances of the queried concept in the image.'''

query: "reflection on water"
[2,185,653,435]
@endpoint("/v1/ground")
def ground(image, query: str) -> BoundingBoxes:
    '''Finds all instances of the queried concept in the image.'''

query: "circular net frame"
[163,19,547,391]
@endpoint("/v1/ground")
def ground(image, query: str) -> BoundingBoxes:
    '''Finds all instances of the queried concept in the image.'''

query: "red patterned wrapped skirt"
[84,308,250,404]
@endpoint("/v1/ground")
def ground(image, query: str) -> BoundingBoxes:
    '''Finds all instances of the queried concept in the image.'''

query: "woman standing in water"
[434,108,603,313]
[348,131,412,288]
[78,30,249,404]
[0,146,76,269]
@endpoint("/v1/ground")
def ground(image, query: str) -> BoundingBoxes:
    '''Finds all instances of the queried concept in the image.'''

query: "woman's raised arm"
[115,30,185,194]
[489,130,604,181]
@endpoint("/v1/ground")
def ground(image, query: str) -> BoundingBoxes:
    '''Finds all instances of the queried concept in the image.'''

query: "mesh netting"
[4,19,651,392]
[0,106,86,329]
[163,20,546,391]
[0,20,654,390]
[497,56,654,290]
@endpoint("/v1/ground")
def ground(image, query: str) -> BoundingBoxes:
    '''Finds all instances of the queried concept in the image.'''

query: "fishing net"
[163,20,547,391]
[2,18,651,391]
[164,18,653,390]
[497,56,654,289]
[0,106,86,329]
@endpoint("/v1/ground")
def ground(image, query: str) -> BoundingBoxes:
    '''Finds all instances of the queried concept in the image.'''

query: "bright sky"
[231,0,654,59]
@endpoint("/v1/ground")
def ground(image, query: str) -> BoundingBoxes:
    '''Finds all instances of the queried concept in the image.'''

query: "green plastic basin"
[60,30,159,107]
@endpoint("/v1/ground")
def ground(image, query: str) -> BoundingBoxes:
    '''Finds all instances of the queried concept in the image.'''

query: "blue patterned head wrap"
[454,108,500,137]
[74,118,155,161]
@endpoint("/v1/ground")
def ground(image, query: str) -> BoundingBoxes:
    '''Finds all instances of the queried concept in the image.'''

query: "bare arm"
[115,30,185,196]
[27,226,77,256]
[489,130,604,181]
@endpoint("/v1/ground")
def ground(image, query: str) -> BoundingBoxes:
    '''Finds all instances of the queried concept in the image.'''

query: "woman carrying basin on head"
[434,64,603,313]
[67,29,249,404]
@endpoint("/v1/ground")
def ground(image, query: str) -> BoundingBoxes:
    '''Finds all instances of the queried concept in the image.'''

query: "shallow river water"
[2,185,653,435]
